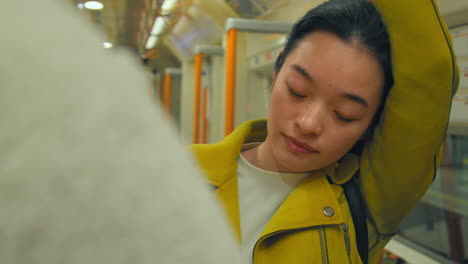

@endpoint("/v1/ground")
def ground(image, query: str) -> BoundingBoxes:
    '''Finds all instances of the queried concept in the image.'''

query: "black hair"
[274,0,394,136]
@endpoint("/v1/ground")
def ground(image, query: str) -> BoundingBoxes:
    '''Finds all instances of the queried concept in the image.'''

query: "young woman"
[191,0,458,263]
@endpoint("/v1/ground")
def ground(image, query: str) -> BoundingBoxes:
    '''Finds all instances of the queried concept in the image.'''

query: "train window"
[398,24,468,263]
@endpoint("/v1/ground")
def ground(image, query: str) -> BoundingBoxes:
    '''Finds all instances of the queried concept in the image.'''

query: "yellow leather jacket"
[190,0,458,263]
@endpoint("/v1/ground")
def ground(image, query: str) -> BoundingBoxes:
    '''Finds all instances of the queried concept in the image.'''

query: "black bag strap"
[342,170,368,264]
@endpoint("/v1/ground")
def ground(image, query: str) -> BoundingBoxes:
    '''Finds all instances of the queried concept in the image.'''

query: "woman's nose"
[296,103,324,136]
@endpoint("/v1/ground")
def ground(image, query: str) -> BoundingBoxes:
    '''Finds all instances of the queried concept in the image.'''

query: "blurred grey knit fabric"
[0,1,239,263]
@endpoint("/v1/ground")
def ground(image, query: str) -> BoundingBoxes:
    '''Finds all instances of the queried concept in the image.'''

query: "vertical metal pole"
[225,28,237,136]
[193,53,203,144]
[164,73,172,115]
[202,88,208,144]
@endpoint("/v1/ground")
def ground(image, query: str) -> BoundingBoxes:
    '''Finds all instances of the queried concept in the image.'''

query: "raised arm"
[360,0,459,235]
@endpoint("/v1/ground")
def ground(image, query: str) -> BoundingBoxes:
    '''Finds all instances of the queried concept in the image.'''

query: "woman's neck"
[241,140,290,173]
[241,141,310,187]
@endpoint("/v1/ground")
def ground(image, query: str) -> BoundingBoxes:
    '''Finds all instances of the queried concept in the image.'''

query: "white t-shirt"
[237,143,309,263]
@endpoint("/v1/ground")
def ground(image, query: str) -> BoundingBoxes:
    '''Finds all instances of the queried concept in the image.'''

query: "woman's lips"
[284,135,319,154]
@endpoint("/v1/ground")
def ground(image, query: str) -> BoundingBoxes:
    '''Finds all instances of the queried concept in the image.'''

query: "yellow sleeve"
[361,0,459,235]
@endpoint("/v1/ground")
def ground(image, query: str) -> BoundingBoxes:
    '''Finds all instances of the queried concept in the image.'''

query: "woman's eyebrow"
[341,93,369,108]
[291,64,314,82]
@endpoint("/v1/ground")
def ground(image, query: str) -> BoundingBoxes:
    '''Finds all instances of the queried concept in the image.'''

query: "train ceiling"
[71,0,467,66]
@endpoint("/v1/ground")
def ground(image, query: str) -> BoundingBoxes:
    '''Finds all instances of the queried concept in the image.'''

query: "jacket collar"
[190,120,266,240]
[260,169,345,238]
[190,120,267,187]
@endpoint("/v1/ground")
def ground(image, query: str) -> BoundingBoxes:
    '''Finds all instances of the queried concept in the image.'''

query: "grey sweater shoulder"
[0,1,239,263]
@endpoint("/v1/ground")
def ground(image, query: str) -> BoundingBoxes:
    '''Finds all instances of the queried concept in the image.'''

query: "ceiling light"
[161,0,178,13]
[77,3,84,9]
[146,36,159,50]
[84,1,104,10]
[150,17,166,35]
[103,42,113,48]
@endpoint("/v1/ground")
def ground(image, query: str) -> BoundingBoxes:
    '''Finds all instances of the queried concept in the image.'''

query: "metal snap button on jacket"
[323,207,335,217]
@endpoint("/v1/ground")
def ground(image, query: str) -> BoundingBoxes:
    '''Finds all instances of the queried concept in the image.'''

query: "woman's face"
[264,31,384,173]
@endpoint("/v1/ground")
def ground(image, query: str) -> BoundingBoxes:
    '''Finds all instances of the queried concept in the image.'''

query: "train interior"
[72,0,468,263]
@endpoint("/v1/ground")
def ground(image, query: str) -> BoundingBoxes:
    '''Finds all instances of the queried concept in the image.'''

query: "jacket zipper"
[341,224,351,255]
[318,226,329,264]
[341,223,352,263]
[252,225,331,264]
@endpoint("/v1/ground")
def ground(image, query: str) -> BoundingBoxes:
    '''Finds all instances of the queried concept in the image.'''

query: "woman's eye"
[335,112,354,123]
[288,87,305,98]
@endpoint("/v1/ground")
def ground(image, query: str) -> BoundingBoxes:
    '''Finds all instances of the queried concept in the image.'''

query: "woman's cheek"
[335,130,361,154]
[269,92,286,119]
